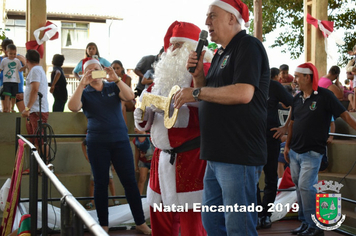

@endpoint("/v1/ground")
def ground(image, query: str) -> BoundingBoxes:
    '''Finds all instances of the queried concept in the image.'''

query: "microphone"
[188,30,208,73]
[38,92,43,98]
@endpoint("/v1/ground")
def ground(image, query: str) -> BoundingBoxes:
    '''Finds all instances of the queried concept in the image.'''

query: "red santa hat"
[164,21,201,51]
[82,58,101,72]
[295,62,319,93]
[210,0,250,27]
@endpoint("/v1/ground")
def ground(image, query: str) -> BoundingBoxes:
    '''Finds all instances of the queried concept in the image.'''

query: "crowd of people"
[2,0,356,235]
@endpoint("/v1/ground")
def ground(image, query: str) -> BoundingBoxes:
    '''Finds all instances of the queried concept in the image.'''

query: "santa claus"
[134,21,212,236]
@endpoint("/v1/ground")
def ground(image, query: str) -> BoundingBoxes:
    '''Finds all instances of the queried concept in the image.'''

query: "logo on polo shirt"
[220,55,229,69]
[310,101,317,111]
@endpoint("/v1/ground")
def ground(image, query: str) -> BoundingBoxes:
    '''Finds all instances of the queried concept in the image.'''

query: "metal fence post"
[73,212,84,236]
[61,200,72,236]
[29,150,38,236]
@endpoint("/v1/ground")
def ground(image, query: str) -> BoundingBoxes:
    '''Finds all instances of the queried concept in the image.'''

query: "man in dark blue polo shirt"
[285,63,356,236]
[174,0,269,235]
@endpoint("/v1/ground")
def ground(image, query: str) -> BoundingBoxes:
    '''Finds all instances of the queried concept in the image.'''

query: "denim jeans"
[202,161,263,236]
[87,140,145,226]
[289,149,322,229]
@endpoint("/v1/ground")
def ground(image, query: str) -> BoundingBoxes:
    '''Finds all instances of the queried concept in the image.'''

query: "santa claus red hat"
[295,62,319,93]
[164,21,201,51]
[83,58,101,72]
[210,0,250,27]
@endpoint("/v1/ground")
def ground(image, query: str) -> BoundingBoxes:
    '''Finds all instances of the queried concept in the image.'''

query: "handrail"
[329,132,356,139]
[21,133,151,138]
[17,135,108,236]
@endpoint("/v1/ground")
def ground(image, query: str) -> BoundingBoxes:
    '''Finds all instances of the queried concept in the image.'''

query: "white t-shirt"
[0,58,22,83]
[24,65,49,113]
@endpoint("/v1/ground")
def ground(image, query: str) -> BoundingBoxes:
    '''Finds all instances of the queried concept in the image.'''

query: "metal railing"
[66,77,80,99]
[17,134,108,236]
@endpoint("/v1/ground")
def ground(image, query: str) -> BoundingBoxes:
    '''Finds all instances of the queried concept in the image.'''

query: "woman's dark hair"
[111,60,125,74]
[270,67,280,79]
[52,54,65,67]
[1,38,14,53]
[85,42,100,58]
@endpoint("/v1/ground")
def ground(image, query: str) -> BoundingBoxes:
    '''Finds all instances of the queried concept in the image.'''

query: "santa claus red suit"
[134,21,212,236]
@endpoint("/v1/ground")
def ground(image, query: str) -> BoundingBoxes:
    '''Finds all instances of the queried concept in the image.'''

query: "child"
[0,44,24,113]
[133,128,153,195]
[50,54,68,112]
[111,60,135,125]
[278,64,294,85]
[346,45,356,111]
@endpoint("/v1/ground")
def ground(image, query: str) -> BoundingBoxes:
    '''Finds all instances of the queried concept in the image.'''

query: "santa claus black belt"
[163,136,201,165]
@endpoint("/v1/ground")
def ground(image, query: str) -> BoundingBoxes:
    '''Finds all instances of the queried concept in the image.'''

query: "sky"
[5,0,345,74]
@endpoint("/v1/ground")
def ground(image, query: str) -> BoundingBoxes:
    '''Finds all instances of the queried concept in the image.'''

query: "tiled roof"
[6,9,123,22]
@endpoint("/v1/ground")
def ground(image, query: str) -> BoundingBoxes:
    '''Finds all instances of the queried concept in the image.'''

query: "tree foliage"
[245,0,356,66]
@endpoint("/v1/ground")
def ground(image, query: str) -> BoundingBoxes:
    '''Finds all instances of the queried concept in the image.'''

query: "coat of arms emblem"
[311,180,346,230]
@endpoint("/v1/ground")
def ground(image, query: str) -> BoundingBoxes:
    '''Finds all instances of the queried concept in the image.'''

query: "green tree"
[245,0,356,66]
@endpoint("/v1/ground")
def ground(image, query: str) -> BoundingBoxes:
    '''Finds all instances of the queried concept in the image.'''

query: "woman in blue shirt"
[68,58,151,234]
[72,42,111,81]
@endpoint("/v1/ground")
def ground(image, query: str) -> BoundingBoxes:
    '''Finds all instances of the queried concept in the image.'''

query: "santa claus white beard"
[152,44,193,97]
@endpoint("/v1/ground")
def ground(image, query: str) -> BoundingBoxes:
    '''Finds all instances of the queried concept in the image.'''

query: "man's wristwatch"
[25,107,30,111]
[192,88,201,101]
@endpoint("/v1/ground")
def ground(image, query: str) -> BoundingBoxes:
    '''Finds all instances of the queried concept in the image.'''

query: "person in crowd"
[174,0,270,235]
[318,65,343,100]
[0,44,25,112]
[81,137,120,209]
[256,67,293,229]
[133,128,152,195]
[111,60,135,126]
[50,54,67,112]
[133,47,164,97]
[279,64,294,85]
[21,50,49,147]
[0,39,25,113]
[134,21,212,236]
[141,68,154,89]
[284,62,356,236]
[72,42,111,81]
[67,58,151,234]
[347,45,356,111]
[270,67,280,81]
[344,78,351,90]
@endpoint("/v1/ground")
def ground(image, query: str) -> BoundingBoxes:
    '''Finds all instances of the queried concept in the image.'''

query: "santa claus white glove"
[134,107,145,123]
[150,104,164,113]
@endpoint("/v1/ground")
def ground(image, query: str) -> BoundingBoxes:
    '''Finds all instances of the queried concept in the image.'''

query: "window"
[4,19,26,46]
[61,22,89,49]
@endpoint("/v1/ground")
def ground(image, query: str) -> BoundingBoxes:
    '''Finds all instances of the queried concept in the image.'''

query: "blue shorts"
[3,82,19,97]
[278,142,290,168]
[138,160,151,169]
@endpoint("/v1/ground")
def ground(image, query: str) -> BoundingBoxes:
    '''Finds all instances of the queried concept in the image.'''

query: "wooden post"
[304,0,328,76]
[26,0,47,70]
[254,0,263,42]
